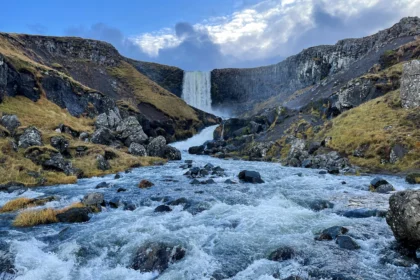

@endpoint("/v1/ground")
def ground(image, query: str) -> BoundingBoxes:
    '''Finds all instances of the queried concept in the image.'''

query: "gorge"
[0,15,419,280]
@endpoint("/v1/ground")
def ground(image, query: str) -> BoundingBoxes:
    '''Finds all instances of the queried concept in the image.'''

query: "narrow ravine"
[0,126,419,280]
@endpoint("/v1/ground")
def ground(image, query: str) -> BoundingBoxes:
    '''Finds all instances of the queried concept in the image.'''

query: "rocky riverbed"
[0,127,419,280]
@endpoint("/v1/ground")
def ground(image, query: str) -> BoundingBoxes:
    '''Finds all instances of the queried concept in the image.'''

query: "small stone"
[335,235,360,250]
[139,180,154,189]
[117,187,127,193]
[95,182,111,189]
[154,205,172,212]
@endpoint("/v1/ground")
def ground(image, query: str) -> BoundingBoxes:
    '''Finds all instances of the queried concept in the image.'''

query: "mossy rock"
[406,173,420,184]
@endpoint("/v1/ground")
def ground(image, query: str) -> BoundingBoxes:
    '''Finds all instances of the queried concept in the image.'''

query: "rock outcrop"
[400,59,420,108]
[386,190,420,249]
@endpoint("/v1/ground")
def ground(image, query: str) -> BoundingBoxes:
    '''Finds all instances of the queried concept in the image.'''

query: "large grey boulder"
[82,192,104,207]
[147,136,166,157]
[91,128,115,145]
[115,116,148,146]
[164,145,181,160]
[386,190,420,248]
[18,126,42,148]
[1,114,20,135]
[401,60,420,108]
[128,143,147,156]
[95,109,122,129]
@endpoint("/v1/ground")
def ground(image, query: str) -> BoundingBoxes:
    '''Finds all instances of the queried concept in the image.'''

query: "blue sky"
[1,0,419,70]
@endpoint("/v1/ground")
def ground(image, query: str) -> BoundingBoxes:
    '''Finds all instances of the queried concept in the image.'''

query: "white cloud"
[129,0,420,63]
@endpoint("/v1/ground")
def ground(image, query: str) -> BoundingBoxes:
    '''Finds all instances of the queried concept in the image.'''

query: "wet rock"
[190,167,200,176]
[327,167,340,175]
[204,163,214,170]
[184,200,212,215]
[308,142,321,155]
[188,145,205,155]
[164,145,181,160]
[369,177,394,193]
[0,182,26,193]
[336,235,360,250]
[307,199,334,211]
[268,246,296,262]
[386,190,420,248]
[342,208,385,218]
[117,187,127,193]
[154,205,172,212]
[123,201,136,211]
[168,197,189,206]
[114,173,121,179]
[405,173,420,184]
[199,169,209,176]
[50,136,69,154]
[91,127,116,145]
[56,207,90,223]
[281,276,304,280]
[319,170,327,175]
[131,242,186,273]
[95,182,111,189]
[109,198,121,208]
[18,126,42,148]
[128,143,147,156]
[138,179,154,189]
[190,179,200,185]
[316,226,349,241]
[1,114,20,135]
[224,179,237,184]
[238,170,264,183]
[0,241,15,276]
[82,192,104,208]
[204,179,216,184]
[400,59,420,108]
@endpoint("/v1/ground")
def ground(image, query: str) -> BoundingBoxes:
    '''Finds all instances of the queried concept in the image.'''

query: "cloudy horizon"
[2,0,420,70]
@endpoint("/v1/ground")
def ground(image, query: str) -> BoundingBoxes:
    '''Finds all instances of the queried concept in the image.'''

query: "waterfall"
[182,71,212,113]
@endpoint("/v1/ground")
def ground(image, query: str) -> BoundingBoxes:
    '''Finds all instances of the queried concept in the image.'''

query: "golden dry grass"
[108,61,198,121]
[315,90,420,172]
[13,208,58,227]
[0,197,34,213]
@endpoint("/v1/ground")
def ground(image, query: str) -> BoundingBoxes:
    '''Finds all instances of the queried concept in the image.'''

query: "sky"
[1,0,420,70]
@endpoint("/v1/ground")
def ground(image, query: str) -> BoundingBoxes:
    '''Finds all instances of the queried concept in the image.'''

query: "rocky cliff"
[211,17,420,115]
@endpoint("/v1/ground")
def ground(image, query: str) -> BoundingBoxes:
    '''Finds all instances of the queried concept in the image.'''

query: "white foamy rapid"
[1,127,419,280]
[182,71,212,113]
[171,125,218,151]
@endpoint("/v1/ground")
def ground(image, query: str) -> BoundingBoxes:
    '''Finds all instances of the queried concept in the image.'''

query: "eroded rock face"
[18,126,42,148]
[131,243,186,273]
[386,190,420,248]
[401,60,420,108]
[91,128,115,145]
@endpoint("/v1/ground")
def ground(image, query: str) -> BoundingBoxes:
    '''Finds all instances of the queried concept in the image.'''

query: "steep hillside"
[0,33,219,187]
[211,17,420,116]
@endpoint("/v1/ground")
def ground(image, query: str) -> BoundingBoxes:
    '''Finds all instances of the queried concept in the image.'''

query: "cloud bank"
[66,0,420,70]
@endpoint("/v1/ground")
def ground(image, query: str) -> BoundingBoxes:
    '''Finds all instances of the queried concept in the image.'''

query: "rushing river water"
[0,126,419,280]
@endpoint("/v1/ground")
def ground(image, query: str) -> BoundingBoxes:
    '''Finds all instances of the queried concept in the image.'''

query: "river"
[0,126,419,280]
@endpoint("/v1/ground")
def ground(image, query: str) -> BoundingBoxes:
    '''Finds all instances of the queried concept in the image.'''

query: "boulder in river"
[405,173,420,184]
[154,205,172,212]
[238,170,264,183]
[188,145,205,155]
[369,177,395,193]
[316,226,349,241]
[386,190,420,249]
[267,246,296,262]
[164,145,181,160]
[131,243,186,272]
[56,207,90,223]
[335,235,360,250]
[139,179,154,189]
[82,192,104,209]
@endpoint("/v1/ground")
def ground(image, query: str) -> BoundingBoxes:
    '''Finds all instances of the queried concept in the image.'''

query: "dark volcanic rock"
[139,179,154,189]
[50,136,70,154]
[342,208,385,218]
[268,246,296,262]
[43,153,75,175]
[238,170,264,183]
[56,207,90,223]
[369,177,395,193]
[316,226,349,241]
[154,205,172,212]
[386,190,420,248]
[336,235,360,250]
[188,145,205,155]
[18,126,42,148]
[131,243,186,273]
[164,145,181,160]
[95,182,111,189]
[115,116,148,146]
[109,198,121,208]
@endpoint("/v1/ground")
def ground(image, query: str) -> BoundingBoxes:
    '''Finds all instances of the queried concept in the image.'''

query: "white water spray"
[171,125,218,151]
[182,71,212,113]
